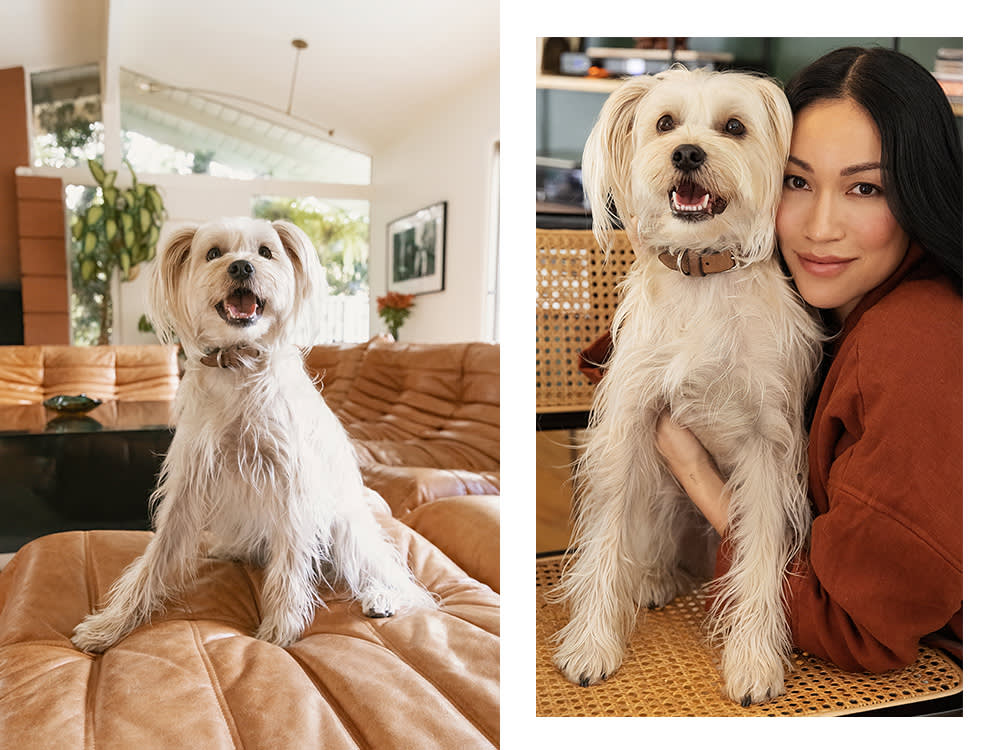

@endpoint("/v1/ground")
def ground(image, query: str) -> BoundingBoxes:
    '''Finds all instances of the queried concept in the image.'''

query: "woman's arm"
[654,410,730,535]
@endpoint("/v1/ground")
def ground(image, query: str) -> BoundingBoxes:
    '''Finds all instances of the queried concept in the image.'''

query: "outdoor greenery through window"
[31,65,103,168]
[252,196,370,343]
[121,130,259,180]
[65,184,107,345]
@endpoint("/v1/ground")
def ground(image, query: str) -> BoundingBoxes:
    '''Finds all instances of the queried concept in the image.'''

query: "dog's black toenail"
[765,687,771,700]
[579,676,590,687]
[741,694,752,707]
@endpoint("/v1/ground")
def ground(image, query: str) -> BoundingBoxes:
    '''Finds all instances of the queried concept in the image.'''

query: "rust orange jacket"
[717,243,963,671]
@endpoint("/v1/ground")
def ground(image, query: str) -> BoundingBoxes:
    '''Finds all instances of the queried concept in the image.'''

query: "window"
[252,196,370,342]
[485,139,500,342]
[30,64,103,168]
[119,69,370,184]
[65,184,109,345]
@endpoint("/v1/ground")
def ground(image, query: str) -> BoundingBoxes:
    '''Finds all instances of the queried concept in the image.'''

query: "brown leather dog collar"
[200,345,263,369]
[658,248,739,277]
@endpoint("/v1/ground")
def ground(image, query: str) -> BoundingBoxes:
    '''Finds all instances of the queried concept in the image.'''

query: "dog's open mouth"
[670,180,728,221]
[215,288,265,327]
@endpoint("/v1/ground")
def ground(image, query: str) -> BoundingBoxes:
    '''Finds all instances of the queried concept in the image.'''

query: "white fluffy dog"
[72,218,432,653]
[552,69,823,705]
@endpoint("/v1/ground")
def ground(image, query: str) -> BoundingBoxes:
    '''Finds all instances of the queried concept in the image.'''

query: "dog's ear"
[744,75,794,261]
[750,74,793,175]
[271,220,329,339]
[583,76,658,251]
[146,223,197,344]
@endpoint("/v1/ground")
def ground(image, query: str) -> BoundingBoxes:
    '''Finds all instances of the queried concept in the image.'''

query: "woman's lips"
[796,252,855,278]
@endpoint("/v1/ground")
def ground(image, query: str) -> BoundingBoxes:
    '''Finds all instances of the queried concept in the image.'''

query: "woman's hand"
[654,410,713,476]
[654,410,731,535]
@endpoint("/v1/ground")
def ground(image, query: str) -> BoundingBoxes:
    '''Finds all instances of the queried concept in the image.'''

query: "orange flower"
[376,292,416,313]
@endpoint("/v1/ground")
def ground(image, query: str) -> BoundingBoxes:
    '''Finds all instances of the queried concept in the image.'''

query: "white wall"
[370,63,500,343]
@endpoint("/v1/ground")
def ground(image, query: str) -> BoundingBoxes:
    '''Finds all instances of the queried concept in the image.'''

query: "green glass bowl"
[42,394,103,414]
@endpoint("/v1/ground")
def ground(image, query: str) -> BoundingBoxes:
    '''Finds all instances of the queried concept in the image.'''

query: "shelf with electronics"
[537,40,962,117]
[536,40,743,94]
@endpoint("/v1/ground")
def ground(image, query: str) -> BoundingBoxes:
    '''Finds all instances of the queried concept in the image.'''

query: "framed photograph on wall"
[387,201,446,295]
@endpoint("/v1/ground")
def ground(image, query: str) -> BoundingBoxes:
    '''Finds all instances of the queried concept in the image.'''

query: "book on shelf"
[933,48,962,115]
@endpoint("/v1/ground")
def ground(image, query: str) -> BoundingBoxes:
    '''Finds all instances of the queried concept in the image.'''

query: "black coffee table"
[0,401,175,552]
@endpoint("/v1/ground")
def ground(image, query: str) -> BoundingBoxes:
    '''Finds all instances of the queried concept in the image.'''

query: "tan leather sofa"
[0,344,181,405]
[304,339,500,518]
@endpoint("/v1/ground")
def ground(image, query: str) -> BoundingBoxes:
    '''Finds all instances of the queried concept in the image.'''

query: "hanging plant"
[72,159,165,283]
[69,159,166,344]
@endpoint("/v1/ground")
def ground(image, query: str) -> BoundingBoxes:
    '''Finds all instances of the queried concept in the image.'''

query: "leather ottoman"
[0,521,499,748]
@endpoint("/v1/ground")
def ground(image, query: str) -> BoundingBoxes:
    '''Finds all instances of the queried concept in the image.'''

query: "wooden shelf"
[536,74,623,94]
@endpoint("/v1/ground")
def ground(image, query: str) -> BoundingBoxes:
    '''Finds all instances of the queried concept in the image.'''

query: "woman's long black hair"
[783,47,963,293]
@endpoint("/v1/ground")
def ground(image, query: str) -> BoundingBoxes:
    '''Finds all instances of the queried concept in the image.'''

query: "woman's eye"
[784,175,809,190]
[259,245,273,259]
[656,114,675,133]
[850,182,881,196]
[724,118,746,136]
[206,247,222,261]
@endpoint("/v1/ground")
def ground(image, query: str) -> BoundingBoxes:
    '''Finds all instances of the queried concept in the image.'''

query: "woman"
[655,47,963,671]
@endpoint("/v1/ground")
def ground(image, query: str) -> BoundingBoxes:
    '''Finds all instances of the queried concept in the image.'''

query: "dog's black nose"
[672,144,706,172]
[228,260,255,281]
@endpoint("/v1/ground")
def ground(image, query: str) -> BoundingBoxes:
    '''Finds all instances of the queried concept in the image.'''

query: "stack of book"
[933,48,963,116]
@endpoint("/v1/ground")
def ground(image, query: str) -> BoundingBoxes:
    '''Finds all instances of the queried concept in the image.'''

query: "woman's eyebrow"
[840,161,882,177]
[787,156,882,177]
[787,155,811,172]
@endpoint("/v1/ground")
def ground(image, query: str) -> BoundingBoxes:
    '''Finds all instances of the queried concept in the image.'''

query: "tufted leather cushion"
[403,496,500,594]
[361,464,500,517]
[0,525,500,749]
[0,345,180,405]
[307,341,500,473]
[305,341,372,410]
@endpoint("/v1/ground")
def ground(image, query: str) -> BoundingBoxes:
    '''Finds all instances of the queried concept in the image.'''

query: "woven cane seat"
[536,555,962,716]
[536,229,631,413]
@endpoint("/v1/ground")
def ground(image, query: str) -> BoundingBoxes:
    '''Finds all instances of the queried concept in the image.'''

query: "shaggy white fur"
[552,69,824,705]
[72,218,432,653]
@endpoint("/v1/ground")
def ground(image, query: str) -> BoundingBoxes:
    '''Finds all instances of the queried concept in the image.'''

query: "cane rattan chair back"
[536,228,632,414]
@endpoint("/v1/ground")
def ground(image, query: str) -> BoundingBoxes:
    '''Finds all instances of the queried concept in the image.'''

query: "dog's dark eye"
[206,247,222,261]
[656,114,675,133]
[258,245,273,259]
[724,118,746,136]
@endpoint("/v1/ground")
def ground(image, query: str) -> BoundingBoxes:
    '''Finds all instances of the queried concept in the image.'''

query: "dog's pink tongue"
[226,291,257,319]
[675,182,709,206]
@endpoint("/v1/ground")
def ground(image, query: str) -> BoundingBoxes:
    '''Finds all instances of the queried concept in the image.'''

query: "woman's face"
[776,97,910,322]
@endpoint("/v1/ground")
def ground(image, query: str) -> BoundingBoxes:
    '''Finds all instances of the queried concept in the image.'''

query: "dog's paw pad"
[363,606,395,619]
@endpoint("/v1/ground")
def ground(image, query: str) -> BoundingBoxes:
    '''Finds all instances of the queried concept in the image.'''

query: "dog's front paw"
[71,611,127,653]
[255,614,305,648]
[360,587,397,619]
[721,643,787,706]
[553,620,626,687]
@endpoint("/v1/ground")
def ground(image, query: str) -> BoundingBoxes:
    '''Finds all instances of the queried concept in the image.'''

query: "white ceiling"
[0,0,499,155]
